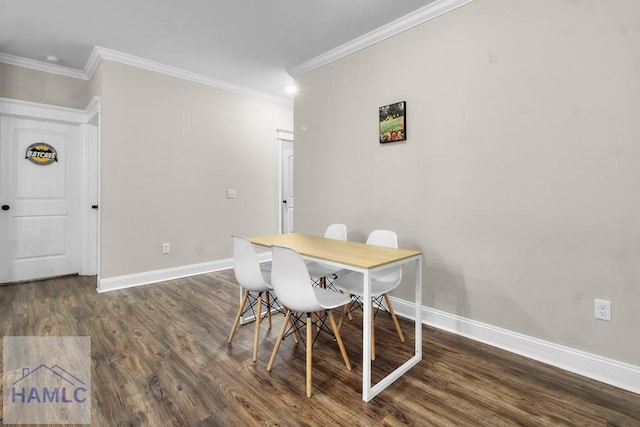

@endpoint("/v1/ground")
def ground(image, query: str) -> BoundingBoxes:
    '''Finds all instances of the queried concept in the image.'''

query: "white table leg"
[362,269,372,402]
[362,256,423,402]
[414,257,422,359]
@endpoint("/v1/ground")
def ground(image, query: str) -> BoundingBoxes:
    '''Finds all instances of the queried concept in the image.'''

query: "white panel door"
[0,117,80,283]
[280,140,294,233]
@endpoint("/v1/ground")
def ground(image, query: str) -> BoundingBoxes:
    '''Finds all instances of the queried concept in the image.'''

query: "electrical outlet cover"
[594,299,611,321]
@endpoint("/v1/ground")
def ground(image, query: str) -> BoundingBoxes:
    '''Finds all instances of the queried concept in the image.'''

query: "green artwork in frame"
[379,101,406,144]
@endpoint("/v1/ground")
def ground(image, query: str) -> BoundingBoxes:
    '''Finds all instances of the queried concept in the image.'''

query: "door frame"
[0,96,101,280]
[277,128,293,234]
[240,128,292,325]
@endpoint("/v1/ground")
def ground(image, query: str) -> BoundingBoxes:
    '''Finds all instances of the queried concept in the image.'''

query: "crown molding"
[86,46,292,106]
[84,46,102,79]
[288,0,476,78]
[1,47,292,106]
[0,52,88,80]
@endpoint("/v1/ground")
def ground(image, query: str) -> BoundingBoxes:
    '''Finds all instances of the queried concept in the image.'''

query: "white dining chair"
[306,224,347,289]
[332,230,405,360]
[267,245,352,397]
[227,235,277,362]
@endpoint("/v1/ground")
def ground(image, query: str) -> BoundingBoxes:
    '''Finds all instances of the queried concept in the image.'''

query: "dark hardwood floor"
[1,272,638,426]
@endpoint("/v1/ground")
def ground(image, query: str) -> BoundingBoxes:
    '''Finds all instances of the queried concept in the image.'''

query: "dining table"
[249,232,423,402]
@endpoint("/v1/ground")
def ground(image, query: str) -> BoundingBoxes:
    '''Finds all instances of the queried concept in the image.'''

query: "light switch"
[226,188,237,199]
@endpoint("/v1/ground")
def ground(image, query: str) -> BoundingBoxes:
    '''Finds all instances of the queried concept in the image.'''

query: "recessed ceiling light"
[285,85,297,95]
[46,55,61,64]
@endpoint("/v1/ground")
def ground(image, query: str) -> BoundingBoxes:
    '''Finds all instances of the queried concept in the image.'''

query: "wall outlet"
[226,188,237,199]
[161,243,170,254]
[594,299,611,321]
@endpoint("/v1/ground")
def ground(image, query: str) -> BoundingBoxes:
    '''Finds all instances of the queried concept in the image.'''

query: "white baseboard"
[97,253,273,292]
[97,259,232,292]
[389,296,640,395]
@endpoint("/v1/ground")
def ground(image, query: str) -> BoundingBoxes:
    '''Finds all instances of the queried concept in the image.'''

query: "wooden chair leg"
[328,310,351,371]
[337,305,346,332]
[289,311,300,344]
[384,294,405,343]
[306,312,313,397]
[228,291,249,343]
[267,309,291,371]
[337,289,354,322]
[252,292,263,362]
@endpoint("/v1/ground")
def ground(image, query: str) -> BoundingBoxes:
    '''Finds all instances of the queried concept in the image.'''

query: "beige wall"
[97,61,292,278]
[0,62,91,108]
[1,60,293,280]
[294,0,640,365]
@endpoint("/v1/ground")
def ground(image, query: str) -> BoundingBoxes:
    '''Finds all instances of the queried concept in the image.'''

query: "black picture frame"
[379,101,406,144]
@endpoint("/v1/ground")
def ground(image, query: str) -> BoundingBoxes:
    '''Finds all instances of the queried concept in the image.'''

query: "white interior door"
[0,117,80,283]
[280,138,294,233]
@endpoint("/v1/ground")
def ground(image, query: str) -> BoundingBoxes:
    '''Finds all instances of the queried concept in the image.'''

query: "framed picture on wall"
[379,101,406,144]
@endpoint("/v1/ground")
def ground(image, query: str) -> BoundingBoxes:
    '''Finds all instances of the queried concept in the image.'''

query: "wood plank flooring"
[1,272,638,426]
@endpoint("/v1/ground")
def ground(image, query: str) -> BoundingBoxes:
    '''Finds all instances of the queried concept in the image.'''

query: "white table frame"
[249,233,422,402]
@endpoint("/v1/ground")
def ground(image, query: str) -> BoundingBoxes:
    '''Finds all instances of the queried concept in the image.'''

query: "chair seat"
[332,271,400,298]
[313,287,352,310]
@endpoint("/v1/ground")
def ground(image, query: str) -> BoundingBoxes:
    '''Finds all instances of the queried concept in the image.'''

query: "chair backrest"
[271,245,322,313]
[324,224,347,240]
[232,235,270,292]
[367,230,402,283]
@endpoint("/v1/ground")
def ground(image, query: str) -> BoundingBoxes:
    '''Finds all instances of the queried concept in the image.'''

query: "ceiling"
[0,0,439,102]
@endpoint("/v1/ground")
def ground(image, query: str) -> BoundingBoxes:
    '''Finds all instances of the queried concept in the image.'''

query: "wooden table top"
[249,233,422,270]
